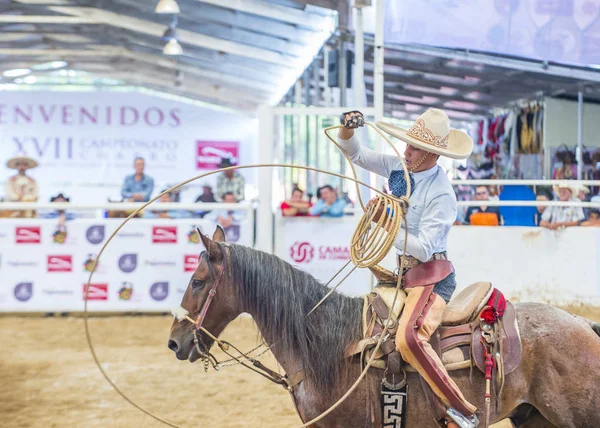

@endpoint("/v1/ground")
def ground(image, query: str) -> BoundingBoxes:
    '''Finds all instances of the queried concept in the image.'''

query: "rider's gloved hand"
[340,111,365,129]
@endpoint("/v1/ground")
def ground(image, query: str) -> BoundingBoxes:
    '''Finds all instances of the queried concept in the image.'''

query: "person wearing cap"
[216,157,245,202]
[338,109,478,428]
[540,184,585,230]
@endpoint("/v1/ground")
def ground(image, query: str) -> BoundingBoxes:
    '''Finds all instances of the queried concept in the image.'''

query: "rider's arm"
[337,132,403,178]
[393,193,456,262]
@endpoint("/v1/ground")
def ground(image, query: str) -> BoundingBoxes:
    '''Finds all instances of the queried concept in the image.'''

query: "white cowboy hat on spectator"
[578,185,590,195]
[553,183,578,196]
[376,108,473,160]
[7,154,38,170]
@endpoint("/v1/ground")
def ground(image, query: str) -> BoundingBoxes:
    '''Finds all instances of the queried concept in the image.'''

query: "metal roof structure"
[0,0,344,111]
[3,0,600,121]
[364,42,600,122]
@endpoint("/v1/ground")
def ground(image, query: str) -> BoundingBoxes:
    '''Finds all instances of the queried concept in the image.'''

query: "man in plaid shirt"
[216,158,245,201]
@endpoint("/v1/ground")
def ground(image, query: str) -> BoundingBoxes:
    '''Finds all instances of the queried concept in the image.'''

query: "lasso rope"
[84,123,412,427]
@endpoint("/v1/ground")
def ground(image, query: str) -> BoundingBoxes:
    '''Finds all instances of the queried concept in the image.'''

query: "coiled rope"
[84,123,412,428]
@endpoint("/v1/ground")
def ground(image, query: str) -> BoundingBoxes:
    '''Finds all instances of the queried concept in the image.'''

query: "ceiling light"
[3,68,31,77]
[163,39,183,56]
[23,75,37,84]
[155,0,180,14]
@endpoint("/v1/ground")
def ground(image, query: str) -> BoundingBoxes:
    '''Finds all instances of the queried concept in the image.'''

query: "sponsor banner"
[277,217,372,297]
[0,91,256,204]
[0,218,253,312]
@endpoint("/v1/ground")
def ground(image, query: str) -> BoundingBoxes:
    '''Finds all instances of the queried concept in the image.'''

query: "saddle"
[346,264,522,376]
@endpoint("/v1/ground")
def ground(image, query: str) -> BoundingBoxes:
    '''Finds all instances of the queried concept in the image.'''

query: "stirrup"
[446,408,479,428]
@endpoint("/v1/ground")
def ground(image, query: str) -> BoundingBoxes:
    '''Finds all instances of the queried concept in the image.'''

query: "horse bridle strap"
[194,264,225,331]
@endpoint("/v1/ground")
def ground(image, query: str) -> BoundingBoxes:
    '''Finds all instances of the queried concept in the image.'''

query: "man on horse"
[338,108,478,428]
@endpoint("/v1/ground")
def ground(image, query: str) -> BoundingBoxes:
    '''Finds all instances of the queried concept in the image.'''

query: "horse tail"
[575,316,600,337]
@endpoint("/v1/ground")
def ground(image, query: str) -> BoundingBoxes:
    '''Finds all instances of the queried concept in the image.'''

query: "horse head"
[167,226,240,363]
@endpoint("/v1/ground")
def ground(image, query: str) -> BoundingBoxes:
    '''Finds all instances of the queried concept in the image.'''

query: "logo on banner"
[184,255,199,272]
[52,226,67,244]
[187,227,200,244]
[47,255,73,272]
[14,282,33,302]
[86,225,106,244]
[84,255,98,272]
[15,226,41,244]
[196,141,239,169]
[118,282,134,301]
[84,283,108,301]
[118,253,138,273]
[290,242,315,263]
[150,282,169,301]
[7,260,38,267]
[152,226,177,243]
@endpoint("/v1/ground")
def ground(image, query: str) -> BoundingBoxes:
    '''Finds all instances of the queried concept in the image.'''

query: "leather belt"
[397,252,448,270]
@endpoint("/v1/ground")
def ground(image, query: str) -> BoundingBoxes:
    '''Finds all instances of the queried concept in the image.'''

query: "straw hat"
[376,109,473,160]
[553,183,578,196]
[7,154,38,170]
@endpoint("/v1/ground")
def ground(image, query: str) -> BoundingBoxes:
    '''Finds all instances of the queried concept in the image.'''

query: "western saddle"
[346,262,522,425]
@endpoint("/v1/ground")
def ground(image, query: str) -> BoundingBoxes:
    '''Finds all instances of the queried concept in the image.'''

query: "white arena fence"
[1,180,600,312]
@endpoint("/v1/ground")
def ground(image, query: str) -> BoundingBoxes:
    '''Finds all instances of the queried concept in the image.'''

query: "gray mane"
[228,244,363,392]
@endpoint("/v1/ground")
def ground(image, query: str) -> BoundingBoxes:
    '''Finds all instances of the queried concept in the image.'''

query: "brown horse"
[168,228,600,427]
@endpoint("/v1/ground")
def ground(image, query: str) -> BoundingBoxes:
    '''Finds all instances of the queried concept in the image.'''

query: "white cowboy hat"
[7,154,38,170]
[553,183,578,196]
[376,108,473,160]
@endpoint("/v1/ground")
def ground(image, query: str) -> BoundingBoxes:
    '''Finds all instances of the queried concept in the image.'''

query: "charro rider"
[338,108,478,428]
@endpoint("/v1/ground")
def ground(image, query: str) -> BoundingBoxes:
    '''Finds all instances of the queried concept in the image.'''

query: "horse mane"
[228,244,363,392]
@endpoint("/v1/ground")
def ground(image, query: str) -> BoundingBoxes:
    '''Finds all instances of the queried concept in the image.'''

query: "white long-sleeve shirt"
[339,134,457,262]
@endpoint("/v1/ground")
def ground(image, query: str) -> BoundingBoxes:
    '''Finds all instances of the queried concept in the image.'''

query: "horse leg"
[519,304,600,428]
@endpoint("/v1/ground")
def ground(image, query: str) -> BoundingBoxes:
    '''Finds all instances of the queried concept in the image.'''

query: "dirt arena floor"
[1,304,599,428]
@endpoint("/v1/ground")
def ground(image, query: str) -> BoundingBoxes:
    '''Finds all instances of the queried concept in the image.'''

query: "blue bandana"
[388,170,415,198]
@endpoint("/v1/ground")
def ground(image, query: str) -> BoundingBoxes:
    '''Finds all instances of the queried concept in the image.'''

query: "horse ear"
[197,228,222,261]
[213,225,226,243]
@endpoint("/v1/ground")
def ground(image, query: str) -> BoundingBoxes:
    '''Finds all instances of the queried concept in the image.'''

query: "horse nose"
[168,339,179,353]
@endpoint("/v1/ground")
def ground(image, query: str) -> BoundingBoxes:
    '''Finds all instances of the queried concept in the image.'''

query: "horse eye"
[191,279,205,290]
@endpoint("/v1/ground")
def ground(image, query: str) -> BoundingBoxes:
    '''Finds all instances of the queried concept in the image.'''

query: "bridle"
[176,244,293,388]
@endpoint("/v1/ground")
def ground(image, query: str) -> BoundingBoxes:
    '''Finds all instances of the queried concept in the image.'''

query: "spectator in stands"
[142,190,191,219]
[5,154,39,218]
[121,157,154,202]
[281,188,312,217]
[216,158,245,201]
[582,209,600,227]
[205,191,244,242]
[540,184,584,230]
[464,185,502,225]
[309,185,347,218]
[195,184,217,218]
[534,191,552,226]
[577,185,590,202]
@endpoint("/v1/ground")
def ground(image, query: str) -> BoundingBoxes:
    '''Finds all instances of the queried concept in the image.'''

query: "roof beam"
[0,15,94,24]
[48,6,293,66]
[192,0,329,30]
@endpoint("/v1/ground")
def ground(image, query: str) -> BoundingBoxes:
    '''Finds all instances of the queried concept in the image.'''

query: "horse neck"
[229,244,363,390]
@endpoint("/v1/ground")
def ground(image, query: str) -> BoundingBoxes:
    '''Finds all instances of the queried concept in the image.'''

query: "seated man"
[205,192,245,242]
[309,185,347,218]
[465,185,502,225]
[281,188,312,217]
[540,184,584,230]
[142,191,191,219]
[121,157,154,202]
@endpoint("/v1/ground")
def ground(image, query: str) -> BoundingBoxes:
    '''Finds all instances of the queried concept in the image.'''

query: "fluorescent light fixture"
[155,0,180,14]
[32,61,68,71]
[163,39,183,56]
[3,68,31,77]
[23,75,37,84]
